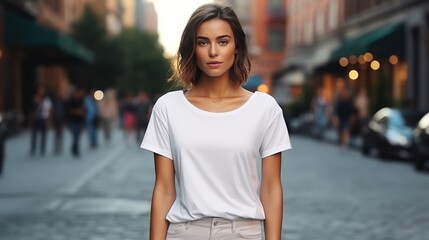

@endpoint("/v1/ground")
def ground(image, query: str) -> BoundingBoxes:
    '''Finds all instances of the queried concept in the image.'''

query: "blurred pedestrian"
[121,93,136,144]
[51,91,66,155]
[84,89,99,149]
[312,88,329,138]
[0,96,6,176]
[354,88,370,136]
[30,86,52,156]
[141,3,292,239]
[66,86,86,158]
[334,87,356,149]
[98,89,118,144]
[135,90,152,143]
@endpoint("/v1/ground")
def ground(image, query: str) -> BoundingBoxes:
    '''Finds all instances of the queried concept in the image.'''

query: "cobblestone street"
[0,213,149,240]
[1,131,429,240]
[0,136,153,240]
[282,136,429,240]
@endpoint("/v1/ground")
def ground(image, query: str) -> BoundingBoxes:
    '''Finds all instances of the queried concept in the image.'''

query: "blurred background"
[0,0,429,239]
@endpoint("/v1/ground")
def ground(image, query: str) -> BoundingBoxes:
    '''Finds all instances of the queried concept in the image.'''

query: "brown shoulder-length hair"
[169,3,251,89]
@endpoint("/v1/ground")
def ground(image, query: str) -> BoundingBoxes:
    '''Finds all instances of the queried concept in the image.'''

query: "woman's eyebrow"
[196,35,232,40]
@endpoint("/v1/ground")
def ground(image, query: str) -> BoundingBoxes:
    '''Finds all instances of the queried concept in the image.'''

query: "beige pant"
[166,217,263,240]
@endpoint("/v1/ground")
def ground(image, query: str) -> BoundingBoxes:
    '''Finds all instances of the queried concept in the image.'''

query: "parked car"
[361,107,424,159]
[413,112,429,171]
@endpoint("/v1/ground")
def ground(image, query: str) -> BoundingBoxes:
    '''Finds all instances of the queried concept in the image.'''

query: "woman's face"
[195,18,236,79]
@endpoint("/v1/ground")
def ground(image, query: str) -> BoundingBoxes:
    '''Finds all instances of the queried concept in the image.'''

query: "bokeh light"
[389,55,398,64]
[370,60,380,70]
[257,84,269,93]
[349,70,359,80]
[94,90,104,100]
[339,57,349,67]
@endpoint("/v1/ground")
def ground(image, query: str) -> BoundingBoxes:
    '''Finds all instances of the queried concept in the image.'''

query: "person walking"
[135,90,152,143]
[98,89,118,144]
[84,89,99,149]
[51,92,66,155]
[353,88,370,135]
[334,87,356,149]
[0,96,6,176]
[121,93,137,144]
[66,87,86,158]
[312,88,329,139]
[141,3,292,239]
[30,86,52,156]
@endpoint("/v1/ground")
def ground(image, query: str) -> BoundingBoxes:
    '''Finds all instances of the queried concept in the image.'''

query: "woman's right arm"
[150,153,176,240]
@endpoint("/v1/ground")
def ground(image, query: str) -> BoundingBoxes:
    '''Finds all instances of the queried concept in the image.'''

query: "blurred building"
[122,0,157,33]
[72,0,123,36]
[0,0,124,128]
[92,0,124,36]
[275,0,429,114]
[122,0,136,27]
[0,0,93,127]
[274,0,345,106]
[333,0,429,112]
[136,0,157,33]
[216,0,286,94]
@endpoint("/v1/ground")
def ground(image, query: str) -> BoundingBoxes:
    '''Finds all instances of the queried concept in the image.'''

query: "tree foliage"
[115,28,171,96]
[67,5,171,97]
[67,5,121,89]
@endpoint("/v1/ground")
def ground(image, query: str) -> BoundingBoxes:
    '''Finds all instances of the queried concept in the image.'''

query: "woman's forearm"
[261,185,283,240]
[149,187,175,240]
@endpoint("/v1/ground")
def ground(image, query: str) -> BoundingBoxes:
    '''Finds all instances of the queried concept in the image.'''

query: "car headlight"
[386,130,410,146]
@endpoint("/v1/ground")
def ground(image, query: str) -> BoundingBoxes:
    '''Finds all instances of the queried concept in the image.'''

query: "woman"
[66,86,86,157]
[30,86,52,156]
[141,3,291,239]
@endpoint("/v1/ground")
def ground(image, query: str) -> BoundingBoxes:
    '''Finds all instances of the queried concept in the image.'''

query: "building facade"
[274,0,344,106]
[122,0,157,33]
[251,0,287,93]
[0,0,123,128]
[215,0,287,93]
[136,0,157,33]
[335,0,429,112]
[278,0,429,115]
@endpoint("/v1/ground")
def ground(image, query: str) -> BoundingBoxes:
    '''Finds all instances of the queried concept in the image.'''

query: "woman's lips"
[207,61,222,67]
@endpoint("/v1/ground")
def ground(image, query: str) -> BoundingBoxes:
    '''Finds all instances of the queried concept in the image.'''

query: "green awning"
[4,12,93,64]
[331,22,405,61]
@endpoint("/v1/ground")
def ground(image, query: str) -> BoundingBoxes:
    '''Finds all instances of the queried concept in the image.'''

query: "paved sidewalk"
[310,127,363,149]
[0,127,128,214]
[0,128,154,240]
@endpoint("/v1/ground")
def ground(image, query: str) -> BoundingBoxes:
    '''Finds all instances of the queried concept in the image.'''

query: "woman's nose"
[209,45,218,57]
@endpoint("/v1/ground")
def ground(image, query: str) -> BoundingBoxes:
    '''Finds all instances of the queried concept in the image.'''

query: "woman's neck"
[190,85,243,99]
[193,76,240,98]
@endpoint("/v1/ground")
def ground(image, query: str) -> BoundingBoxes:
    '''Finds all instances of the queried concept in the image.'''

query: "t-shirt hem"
[167,214,266,223]
[140,143,173,160]
[261,144,292,159]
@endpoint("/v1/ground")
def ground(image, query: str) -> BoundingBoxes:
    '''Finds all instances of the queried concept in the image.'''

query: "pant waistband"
[185,217,262,229]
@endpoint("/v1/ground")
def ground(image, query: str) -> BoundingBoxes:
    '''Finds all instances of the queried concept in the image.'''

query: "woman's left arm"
[260,152,283,240]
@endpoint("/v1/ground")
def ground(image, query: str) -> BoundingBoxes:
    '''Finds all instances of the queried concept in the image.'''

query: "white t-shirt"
[37,97,52,120]
[141,90,291,223]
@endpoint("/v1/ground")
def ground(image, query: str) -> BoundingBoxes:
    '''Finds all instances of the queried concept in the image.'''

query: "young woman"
[141,3,291,239]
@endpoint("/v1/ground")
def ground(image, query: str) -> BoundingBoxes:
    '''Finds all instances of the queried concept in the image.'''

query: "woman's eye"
[219,39,229,45]
[197,40,208,46]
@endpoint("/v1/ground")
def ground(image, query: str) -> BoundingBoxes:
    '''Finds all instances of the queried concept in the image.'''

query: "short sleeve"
[140,101,173,160]
[260,109,292,158]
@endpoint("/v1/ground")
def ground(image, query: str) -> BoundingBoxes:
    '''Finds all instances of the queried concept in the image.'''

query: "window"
[268,0,284,16]
[288,23,296,45]
[303,19,313,44]
[329,0,339,31]
[268,26,285,51]
[316,10,325,36]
